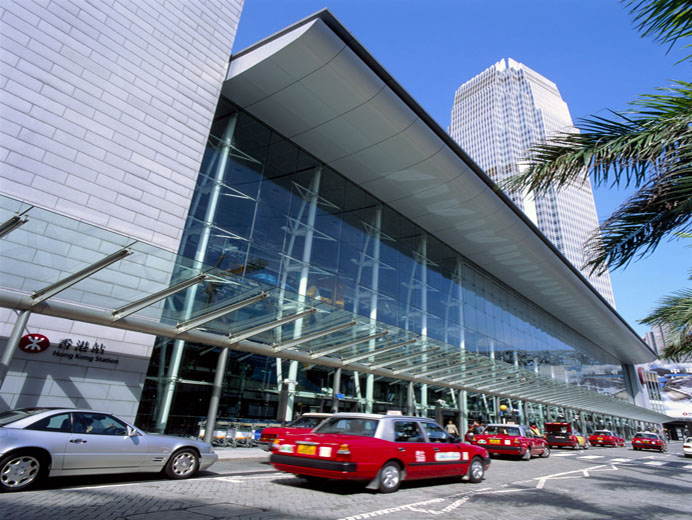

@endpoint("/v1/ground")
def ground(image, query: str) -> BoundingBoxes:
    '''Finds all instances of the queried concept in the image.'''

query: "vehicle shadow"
[36,469,219,490]
[273,473,476,495]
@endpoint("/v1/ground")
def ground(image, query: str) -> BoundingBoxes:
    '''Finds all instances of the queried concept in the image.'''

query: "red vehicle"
[270,413,491,493]
[544,422,588,450]
[258,413,331,450]
[588,429,625,447]
[632,431,667,452]
[469,423,549,460]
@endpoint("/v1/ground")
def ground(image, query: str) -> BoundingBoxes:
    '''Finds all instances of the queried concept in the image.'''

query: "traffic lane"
[334,447,692,520]
[2,447,691,520]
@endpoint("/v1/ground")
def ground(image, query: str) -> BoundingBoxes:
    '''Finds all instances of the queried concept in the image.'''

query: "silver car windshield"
[0,408,57,426]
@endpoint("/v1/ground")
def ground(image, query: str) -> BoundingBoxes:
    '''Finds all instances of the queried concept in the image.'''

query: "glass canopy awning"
[0,195,671,424]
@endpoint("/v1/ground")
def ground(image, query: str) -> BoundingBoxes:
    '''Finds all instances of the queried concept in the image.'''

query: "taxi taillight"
[337,443,351,455]
[513,438,521,446]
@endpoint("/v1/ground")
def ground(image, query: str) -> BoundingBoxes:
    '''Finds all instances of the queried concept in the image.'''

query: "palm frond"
[504,83,692,195]
[640,275,692,361]
[626,0,692,62]
[584,167,692,272]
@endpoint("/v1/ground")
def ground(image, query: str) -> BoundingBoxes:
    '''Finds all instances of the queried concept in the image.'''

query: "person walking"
[445,420,460,437]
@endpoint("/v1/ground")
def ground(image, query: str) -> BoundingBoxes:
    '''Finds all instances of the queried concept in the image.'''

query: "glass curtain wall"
[137,100,628,435]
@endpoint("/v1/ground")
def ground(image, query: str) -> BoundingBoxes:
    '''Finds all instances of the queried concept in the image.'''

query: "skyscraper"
[450,58,616,306]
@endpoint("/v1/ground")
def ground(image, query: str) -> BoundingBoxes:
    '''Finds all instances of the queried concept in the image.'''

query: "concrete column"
[0,310,31,388]
[285,166,322,422]
[156,113,238,433]
[204,347,230,444]
[407,382,415,416]
[331,368,342,413]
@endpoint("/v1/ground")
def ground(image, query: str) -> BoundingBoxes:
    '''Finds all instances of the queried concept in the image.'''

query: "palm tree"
[504,0,692,360]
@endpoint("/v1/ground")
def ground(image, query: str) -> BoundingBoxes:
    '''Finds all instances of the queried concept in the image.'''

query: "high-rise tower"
[450,58,616,307]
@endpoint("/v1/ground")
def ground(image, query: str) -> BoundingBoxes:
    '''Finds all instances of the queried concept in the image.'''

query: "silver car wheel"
[1,455,40,490]
[168,450,198,478]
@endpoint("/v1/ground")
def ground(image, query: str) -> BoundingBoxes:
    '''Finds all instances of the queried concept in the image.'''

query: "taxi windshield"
[314,417,378,437]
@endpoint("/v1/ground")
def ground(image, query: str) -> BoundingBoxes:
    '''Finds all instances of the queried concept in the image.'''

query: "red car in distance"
[632,431,667,452]
[270,413,491,493]
[258,413,332,450]
[544,422,588,450]
[588,429,625,447]
[469,423,550,460]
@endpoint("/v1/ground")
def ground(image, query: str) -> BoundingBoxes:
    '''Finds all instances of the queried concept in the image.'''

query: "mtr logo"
[19,334,51,354]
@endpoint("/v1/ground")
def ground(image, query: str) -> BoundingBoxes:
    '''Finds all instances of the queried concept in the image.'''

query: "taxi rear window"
[314,417,378,437]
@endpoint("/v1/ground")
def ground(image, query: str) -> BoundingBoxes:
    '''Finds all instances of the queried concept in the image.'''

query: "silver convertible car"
[0,408,218,492]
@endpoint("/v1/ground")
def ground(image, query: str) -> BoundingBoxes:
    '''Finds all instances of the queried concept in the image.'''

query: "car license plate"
[489,439,501,444]
[297,444,316,455]
[597,437,603,440]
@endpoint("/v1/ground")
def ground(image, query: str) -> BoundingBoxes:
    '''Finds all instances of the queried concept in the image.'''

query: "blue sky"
[233,0,691,337]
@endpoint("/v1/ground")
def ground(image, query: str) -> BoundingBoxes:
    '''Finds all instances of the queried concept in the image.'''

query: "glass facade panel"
[132,101,632,434]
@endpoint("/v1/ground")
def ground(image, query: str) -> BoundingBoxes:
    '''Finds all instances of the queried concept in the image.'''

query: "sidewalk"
[214,446,269,461]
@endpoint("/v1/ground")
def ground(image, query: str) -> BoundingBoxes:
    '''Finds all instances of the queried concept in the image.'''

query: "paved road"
[2,444,691,520]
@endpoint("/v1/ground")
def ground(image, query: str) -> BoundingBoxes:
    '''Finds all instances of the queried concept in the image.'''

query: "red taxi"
[269,413,491,493]
[588,429,625,447]
[544,422,588,449]
[469,423,549,460]
[632,431,667,452]
[258,413,331,450]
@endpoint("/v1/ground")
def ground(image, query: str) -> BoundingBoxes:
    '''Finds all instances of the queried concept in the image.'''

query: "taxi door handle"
[70,439,87,444]
[433,448,440,452]
[398,447,406,452]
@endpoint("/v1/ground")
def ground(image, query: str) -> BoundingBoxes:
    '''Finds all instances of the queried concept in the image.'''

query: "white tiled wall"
[1,0,243,251]
[0,0,244,421]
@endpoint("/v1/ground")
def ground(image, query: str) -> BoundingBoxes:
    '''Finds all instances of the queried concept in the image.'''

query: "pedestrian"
[530,422,541,436]
[445,420,460,437]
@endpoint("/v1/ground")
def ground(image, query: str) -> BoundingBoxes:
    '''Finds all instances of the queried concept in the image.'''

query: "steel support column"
[0,310,31,388]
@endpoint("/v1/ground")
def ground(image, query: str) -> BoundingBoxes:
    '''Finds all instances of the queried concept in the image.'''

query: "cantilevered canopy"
[223,10,656,366]
[0,196,669,424]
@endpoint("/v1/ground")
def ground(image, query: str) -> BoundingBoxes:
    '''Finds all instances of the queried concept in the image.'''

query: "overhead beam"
[310,330,389,359]
[229,308,316,343]
[113,273,209,320]
[341,338,417,365]
[273,320,356,352]
[177,291,269,332]
[31,247,134,304]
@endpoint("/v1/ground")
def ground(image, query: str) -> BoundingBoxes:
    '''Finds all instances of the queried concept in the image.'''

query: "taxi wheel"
[540,445,550,458]
[378,461,402,493]
[467,457,484,483]
[521,448,531,460]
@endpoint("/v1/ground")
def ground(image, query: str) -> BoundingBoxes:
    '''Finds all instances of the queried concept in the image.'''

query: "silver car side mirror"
[127,425,138,437]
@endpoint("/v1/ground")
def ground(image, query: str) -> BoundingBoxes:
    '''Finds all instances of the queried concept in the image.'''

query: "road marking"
[577,455,604,459]
[550,452,575,457]
[609,458,632,463]
[64,482,143,491]
[643,461,666,466]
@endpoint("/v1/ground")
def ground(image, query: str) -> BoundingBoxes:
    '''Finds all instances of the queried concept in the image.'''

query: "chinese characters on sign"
[58,339,106,354]
[52,338,119,365]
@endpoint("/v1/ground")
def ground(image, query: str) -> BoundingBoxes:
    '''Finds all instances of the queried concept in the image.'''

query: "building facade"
[450,58,616,307]
[0,0,244,421]
[0,7,668,438]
